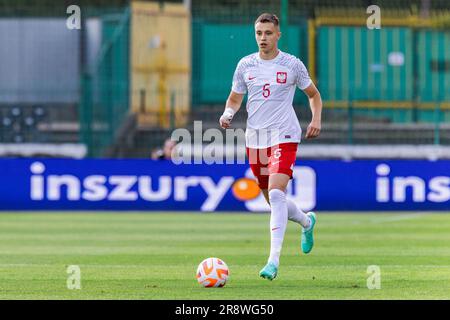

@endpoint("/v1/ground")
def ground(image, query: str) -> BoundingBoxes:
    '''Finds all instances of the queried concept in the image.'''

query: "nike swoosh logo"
[248,76,256,80]
[271,227,280,231]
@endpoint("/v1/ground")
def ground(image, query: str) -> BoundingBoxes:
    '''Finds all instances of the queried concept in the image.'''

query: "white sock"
[287,199,311,229]
[268,189,288,267]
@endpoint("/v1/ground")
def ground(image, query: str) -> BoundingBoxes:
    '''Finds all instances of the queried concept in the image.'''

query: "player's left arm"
[303,82,322,139]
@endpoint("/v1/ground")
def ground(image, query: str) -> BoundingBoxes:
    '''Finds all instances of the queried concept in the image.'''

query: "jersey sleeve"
[294,59,312,90]
[231,60,247,94]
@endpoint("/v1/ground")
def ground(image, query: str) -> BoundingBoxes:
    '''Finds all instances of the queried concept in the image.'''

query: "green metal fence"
[79,7,130,157]
[318,26,414,102]
[317,25,450,124]
[418,30,450,103]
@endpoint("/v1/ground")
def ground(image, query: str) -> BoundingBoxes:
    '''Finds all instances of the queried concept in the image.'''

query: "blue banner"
[0,159,449,211]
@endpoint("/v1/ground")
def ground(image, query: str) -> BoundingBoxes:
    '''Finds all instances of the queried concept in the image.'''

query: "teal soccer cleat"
[259,262,278,281]
[301,212,317,254]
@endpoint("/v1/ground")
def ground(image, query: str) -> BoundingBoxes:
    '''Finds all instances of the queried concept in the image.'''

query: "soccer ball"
[196,257,229,288]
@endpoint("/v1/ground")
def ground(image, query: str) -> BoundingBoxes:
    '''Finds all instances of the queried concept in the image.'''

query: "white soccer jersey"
[231,50,312,148]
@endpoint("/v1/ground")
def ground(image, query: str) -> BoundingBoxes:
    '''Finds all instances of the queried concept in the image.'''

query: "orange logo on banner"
[232,178,260,201]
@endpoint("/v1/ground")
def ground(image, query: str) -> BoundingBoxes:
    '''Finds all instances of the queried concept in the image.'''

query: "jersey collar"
[257,49,282,64]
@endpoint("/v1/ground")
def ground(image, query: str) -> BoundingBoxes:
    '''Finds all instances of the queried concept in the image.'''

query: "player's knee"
[268,173,290,191]
[268,189,286,204]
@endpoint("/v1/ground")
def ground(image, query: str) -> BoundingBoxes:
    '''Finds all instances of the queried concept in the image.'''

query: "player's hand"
[219,114,232,129]
[219,108,235,129]
[305,120,321,139]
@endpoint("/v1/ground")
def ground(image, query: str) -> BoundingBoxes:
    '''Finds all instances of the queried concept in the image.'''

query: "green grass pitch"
[0,212,449,299]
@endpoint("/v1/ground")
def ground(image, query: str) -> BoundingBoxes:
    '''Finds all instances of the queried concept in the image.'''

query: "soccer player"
[219,13,323,280]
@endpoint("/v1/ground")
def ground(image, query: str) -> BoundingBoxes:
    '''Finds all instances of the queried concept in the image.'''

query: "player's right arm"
[219,91,244,129]
[220,58,247,129]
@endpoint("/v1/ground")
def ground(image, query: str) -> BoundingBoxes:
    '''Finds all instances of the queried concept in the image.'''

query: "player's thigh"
[267,143,298,191]
[268,173,291,191]
[246,147,270,189]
